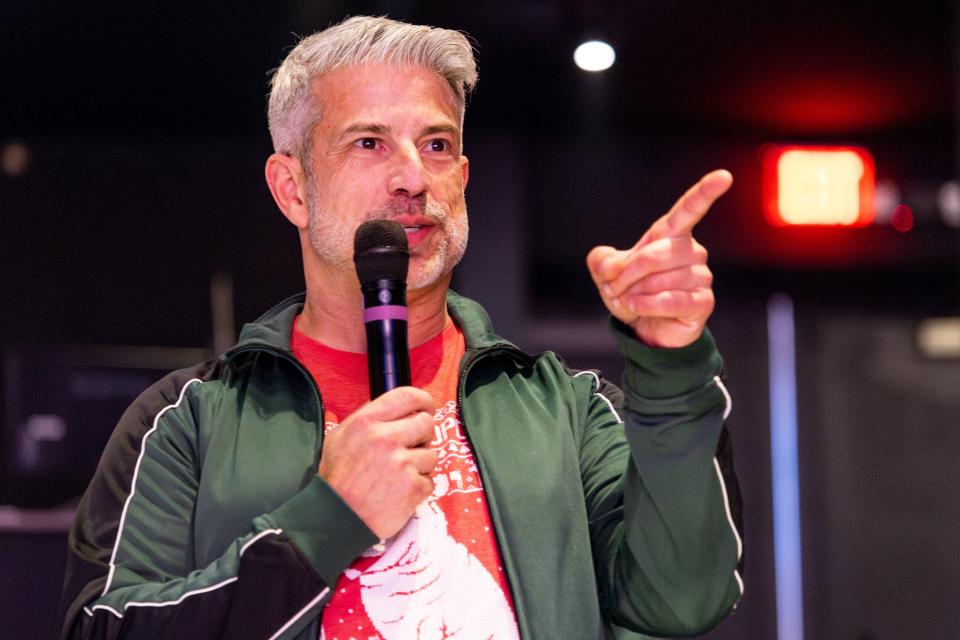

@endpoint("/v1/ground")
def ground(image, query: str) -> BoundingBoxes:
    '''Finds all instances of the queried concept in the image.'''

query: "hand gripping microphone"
[353,220,412,398]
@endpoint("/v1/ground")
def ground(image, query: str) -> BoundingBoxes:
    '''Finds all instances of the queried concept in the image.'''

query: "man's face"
[303,63,469,291]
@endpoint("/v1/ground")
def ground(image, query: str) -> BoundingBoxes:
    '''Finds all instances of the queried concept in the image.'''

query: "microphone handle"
[362,279,411,398]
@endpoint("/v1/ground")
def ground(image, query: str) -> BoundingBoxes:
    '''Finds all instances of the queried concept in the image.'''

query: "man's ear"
[460,154,469,190]
[265,153,309,229]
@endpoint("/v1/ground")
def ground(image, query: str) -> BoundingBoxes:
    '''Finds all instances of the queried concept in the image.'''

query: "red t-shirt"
[291,317,519,640]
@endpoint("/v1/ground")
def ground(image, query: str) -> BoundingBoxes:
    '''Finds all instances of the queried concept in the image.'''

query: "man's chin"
[406,255,454,292]
[407,269,450,292]
[406,233,466,291]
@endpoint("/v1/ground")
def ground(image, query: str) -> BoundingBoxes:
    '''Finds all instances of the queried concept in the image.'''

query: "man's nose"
[387,142,429,197]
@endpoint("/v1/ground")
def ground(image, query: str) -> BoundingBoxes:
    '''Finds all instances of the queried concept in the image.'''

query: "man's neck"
[297,255,451,353]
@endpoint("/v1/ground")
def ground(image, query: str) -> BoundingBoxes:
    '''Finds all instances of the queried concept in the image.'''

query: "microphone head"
[353,219,410,286]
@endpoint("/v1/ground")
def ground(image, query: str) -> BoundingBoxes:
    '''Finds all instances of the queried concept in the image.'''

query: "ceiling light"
[574,40,615,72]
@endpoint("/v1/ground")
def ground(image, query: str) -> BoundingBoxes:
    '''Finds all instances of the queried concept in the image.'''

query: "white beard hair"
[305,186,468,291]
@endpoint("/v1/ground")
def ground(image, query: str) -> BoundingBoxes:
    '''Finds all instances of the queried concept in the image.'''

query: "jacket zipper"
[455,343,533,638]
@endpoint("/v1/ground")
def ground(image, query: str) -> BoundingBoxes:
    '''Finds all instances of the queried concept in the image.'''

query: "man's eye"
[356,138,378,150]
[427,139,449,152]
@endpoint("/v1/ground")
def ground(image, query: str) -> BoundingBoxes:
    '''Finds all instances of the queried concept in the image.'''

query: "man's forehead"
[310,63,462,133]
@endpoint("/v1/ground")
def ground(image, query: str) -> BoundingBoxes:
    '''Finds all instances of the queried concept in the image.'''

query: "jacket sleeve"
[59,366,377,640]
[580,323,744,637]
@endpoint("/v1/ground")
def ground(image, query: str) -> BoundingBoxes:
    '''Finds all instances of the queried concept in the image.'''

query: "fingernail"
[610,296,621,310]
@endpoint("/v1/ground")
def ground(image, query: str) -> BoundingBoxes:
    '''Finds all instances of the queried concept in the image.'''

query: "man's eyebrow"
[340,122,391,137]
[335,122,461,146]
[423,123,460,138]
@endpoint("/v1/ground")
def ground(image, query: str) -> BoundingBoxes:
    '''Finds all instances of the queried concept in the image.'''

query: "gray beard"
[305,188,468,291]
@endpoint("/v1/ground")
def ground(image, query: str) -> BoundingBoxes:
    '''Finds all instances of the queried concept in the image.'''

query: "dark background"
[1,2,959,639]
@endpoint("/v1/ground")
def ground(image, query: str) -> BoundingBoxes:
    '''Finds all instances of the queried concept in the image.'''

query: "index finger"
[644,169,733,242]
[361,386,435,421]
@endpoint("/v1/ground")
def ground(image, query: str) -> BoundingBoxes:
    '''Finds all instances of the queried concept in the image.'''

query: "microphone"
[353,220,412,398]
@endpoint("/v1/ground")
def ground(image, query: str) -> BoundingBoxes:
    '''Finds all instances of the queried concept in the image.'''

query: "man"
[61,16,743,640]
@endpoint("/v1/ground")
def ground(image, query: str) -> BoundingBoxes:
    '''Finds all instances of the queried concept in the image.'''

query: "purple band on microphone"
[363,305,408,323]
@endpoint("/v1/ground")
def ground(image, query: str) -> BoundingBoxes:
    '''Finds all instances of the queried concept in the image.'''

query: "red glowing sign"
[762,145,875,226]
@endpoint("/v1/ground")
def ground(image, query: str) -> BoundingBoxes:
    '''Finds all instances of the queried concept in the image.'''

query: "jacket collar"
[229,290,518,355]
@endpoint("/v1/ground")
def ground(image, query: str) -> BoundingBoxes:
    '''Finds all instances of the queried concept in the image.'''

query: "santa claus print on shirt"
[321,401,518,640]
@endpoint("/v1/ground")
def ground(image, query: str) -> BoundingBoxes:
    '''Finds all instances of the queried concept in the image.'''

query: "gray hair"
[267,16,478,166]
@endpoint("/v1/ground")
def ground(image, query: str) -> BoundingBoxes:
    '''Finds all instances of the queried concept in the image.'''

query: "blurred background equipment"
[1,344,211,506]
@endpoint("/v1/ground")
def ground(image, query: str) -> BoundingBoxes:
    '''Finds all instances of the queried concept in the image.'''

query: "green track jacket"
[60,291,744,639]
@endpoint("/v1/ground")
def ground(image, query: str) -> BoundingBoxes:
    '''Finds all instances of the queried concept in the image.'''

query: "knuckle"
[694,180,711,201]
[389,449,407,468]
[631,250,655,274]
[692,242,708,262]
[634,276,656,295]
[414,412,434,438]
[663,217,680,237]
[397,386,419,405]
[372,425,397,451]
[704,296,716,317]
[703,267,714,287]
[652,271,672,292]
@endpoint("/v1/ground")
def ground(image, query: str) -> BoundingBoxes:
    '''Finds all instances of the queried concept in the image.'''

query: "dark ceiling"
[1,1,954,141]
[1,1,957,339]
